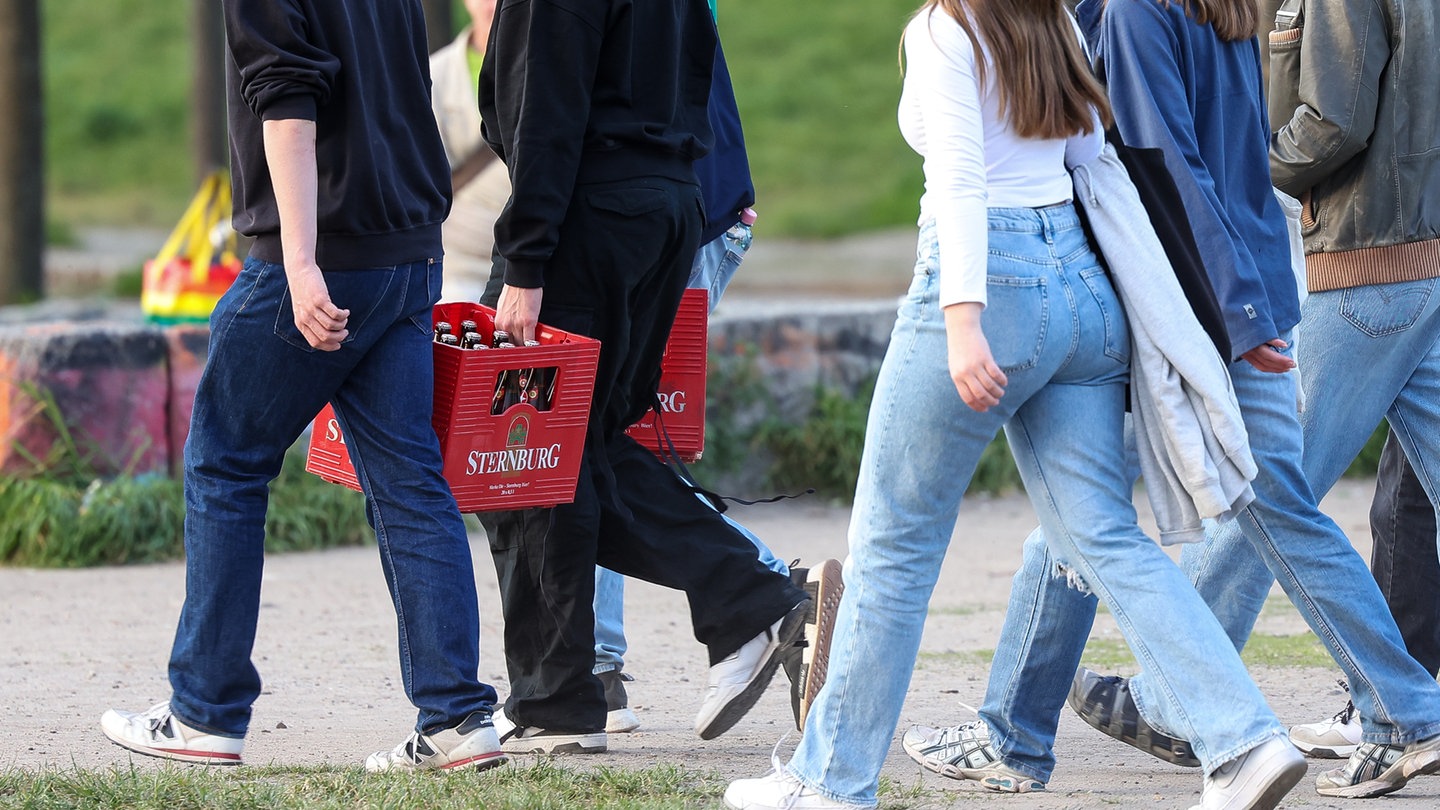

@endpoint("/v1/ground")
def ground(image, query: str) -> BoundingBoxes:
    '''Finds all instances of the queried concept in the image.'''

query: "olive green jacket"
[1268,0,1440,292]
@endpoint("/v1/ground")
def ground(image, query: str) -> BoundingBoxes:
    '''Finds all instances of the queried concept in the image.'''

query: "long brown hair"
[905,0,1111,140]
[1151,0,1257,42]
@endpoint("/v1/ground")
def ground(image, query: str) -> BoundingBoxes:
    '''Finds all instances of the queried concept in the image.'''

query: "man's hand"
[944,302,1007,412]
[1240,338,1296,374]
[495,284,543,343]
[287,263,350,351]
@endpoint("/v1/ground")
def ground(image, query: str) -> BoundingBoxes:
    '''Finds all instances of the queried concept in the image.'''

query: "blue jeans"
[167,257,497,737]
[785,210,1281,807]
[592,230,787,674]
[986,279,1440,780]
[1138,281,1440,743]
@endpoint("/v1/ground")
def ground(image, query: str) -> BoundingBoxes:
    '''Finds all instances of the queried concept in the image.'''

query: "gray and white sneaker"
[1315,734,1440,798]
[695,600,808,740]
[1289,695,1361,759]
[493,706,607,754]
[902,721,1044,793]
[365,711,508,772]
[101,701,244,765]
[598,669,640,734]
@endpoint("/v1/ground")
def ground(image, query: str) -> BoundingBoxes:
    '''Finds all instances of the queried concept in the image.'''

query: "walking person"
[725,1,1304,808]
[906,0,1440,801]
[475,0,813,755]
[1290,439,1440,758]
[101,0,509,772]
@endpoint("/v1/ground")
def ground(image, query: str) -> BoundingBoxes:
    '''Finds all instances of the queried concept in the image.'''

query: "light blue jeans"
[785,210,1282,807]
[983,279,1440,782]
[592,231,787,674]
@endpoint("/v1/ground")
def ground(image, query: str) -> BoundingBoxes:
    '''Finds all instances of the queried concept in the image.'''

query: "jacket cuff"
[503,258,545,289]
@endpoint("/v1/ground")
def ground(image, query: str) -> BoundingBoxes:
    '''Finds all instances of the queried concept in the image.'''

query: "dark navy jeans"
[167,256,498,738]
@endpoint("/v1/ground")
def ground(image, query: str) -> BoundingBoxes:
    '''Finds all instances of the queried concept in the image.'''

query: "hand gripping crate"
[305,302,601,512]
[624,288,707,461]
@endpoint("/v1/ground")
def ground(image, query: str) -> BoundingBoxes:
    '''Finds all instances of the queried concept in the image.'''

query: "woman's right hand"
[944,302,1007,412]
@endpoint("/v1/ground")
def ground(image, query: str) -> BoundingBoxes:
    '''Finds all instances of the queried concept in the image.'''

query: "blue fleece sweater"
[1077,0,1298,360]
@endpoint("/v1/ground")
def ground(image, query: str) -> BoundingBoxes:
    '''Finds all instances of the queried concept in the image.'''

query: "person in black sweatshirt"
[475,0,811,751]
[101,0,508,773]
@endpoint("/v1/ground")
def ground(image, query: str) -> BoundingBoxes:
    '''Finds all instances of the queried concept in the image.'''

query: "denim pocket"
[274,266,401,352]
[1340,280,1433,338]
[983,275,1048,373]
[1078,266,1131,364]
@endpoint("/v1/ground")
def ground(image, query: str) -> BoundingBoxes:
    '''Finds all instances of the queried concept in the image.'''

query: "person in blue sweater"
[903,0,1440,801]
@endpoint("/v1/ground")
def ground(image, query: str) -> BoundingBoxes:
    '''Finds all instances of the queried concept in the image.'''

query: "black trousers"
[1369,433,1440,678]
[479,174,803,732]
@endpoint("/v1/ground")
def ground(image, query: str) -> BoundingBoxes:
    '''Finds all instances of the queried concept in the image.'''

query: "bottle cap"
[739,207,757,226]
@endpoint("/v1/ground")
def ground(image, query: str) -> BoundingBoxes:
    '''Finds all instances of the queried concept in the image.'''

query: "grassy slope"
[42,1,923,236]
[43,0,195,226]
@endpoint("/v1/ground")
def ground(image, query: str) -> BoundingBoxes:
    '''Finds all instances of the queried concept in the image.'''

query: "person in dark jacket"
[475,0,810,753]
[101,0,508,773]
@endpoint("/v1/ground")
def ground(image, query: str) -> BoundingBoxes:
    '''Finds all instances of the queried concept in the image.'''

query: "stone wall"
[0,298,901,486]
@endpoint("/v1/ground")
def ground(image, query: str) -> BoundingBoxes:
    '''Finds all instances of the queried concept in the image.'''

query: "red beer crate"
[625,288,708,461]
[305,302,601,511]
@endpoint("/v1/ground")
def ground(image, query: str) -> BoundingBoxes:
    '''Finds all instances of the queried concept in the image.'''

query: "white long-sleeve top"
[898,8,1102,309]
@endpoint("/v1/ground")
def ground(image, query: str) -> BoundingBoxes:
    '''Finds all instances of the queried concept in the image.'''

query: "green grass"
[0,447,368,567]
[43,1,195,226]
[720,0,925,236]
[42,1,926,236]
[0,762,943,809]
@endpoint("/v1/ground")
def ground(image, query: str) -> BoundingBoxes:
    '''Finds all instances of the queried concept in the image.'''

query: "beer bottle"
[434,321,453,342]
[439,333,460,347]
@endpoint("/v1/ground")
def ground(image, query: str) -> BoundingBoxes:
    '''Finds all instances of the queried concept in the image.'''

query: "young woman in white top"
[723,1,1300,808]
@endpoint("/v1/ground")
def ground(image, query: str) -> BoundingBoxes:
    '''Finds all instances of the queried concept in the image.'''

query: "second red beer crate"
[625,288,708,461]
[305,302,601,511]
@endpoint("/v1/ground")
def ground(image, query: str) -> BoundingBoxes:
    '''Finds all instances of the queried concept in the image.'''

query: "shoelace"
[1333,678,1356,725]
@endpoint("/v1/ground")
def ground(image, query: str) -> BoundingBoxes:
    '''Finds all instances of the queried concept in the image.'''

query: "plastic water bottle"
[722,207,758,259]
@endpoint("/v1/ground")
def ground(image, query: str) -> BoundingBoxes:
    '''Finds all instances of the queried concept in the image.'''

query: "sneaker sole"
[905,747,1043,794]
[501,731,607,755]
[1067,673,1200,768]
[606,707,640,734]
[441,751,509,771]
[1316,746,1440,798]
[102,732,243,766]
[697,602,808,740]
[1292,740,1357,759]
[797,560,843,732]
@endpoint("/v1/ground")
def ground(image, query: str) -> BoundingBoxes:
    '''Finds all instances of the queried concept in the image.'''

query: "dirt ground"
[3,477,1438,808]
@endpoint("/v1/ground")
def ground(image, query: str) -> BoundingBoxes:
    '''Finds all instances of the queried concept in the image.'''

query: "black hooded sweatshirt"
[478,0,718,289]
[223,0,452,268]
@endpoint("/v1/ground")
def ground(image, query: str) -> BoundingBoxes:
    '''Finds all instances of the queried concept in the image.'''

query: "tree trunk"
[0,0,44,304]
[193,0,228,178]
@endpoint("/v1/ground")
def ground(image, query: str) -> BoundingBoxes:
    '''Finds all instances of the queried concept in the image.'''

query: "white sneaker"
[902,722,1044,793]
[1289,700,1361,759]
[365,711,508,772]
[724,768,865,810]
[1189,736,1306,810]
[493,706,607,754]
[1315,734,1440,798]
[696,601,807,740]
[100,702,244,765]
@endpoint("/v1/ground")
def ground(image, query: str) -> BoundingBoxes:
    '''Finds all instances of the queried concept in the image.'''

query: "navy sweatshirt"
[1077,0,1299,359]
[222,0,452,268]
[479,0,718,288]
